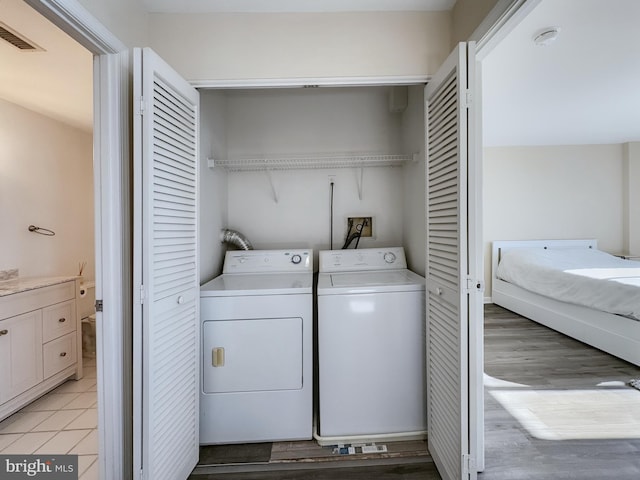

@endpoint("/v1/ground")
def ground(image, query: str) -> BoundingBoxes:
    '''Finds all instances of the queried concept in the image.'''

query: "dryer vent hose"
[220,228,254,250]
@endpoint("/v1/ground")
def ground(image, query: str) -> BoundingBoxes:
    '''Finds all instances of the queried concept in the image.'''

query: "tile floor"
[0,356,99,479]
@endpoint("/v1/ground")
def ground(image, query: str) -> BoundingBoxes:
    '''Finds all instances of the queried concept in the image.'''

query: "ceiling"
[483,0,640,146]
[0,0,93,132]
[3,0,639,146]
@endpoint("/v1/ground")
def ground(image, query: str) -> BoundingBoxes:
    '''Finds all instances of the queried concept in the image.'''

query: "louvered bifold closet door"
[133,48,200,480]
[425,43,475,480]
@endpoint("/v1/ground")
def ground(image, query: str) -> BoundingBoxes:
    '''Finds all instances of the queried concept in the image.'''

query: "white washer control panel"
[383,252,397,264]
[223,249,312,274]
[319,247,407,272]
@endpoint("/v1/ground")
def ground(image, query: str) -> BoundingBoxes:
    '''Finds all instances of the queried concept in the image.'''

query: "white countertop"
[0,276,79,297]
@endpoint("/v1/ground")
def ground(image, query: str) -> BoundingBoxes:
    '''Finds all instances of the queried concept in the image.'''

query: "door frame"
[23,1,130,479]
[466,0,543,473]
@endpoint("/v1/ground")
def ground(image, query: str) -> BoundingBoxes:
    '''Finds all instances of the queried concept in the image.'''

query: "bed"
[491,239,640,366]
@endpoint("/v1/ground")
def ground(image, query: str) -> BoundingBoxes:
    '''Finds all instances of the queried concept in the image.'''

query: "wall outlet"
[328,174,337,185]
[347,217,373,237]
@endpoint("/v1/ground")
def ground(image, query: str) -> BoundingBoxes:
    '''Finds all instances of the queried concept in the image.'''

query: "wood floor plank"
[199,443,273,465]
[480,304,640,480]
[269,440,430,464]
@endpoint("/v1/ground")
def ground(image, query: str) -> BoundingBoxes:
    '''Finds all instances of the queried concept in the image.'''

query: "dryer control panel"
[319,247,407,273]
[223,249,313,274]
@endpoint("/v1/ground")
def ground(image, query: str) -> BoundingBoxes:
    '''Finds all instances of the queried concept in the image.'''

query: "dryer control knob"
[384,252,397,263]
[291,254,302,264]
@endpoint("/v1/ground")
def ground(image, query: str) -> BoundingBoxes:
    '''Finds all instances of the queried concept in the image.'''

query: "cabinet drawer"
[42,300,76,343]
[43,332,77,379]
[0,281,75,321]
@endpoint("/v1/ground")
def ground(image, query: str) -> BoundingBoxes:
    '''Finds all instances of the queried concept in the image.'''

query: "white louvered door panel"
[425,43,477,480]
[133,47,200,480]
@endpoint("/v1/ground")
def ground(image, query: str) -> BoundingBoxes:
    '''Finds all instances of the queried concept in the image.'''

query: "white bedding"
[496,248,640,320]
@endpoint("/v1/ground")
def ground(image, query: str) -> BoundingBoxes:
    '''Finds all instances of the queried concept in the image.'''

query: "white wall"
[225,88,401,156]
[76,0,148,48]
[227,168,404,256]
[624,142,640,255]
[149,12,450,82]
[401,86,426,275]
[0,99,94,279]
[451,0,501,45]
[199,91,229,284]
[206,87,413,268]
[484,144,625,293]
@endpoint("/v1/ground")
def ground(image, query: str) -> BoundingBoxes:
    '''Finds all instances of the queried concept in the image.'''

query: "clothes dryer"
[316,247,426,441]
[200,249,313,444]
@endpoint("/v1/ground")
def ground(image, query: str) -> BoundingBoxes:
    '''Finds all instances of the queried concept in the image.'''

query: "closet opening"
[193,84,433,474]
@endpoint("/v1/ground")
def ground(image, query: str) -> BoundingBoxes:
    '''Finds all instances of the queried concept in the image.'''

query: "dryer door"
[202,317,303,393]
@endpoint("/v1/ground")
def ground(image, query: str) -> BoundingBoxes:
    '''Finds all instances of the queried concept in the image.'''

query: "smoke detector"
[533,27,560,47]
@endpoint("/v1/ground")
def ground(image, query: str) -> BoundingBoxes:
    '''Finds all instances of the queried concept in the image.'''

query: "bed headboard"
[491,239,598,289]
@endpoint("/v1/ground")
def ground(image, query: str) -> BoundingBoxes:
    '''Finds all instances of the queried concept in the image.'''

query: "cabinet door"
[0,311,44,403]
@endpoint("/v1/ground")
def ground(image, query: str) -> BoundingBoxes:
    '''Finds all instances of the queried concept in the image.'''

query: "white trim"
[191,75,430,89]
[93,51,132,480]
[466,41,484,475]
[471,0,542,60]
[23,0,125,54]
[23,2,131,479]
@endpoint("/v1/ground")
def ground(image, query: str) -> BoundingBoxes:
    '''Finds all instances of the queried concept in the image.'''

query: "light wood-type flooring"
[190,304,640,479]
[480,303,640,480]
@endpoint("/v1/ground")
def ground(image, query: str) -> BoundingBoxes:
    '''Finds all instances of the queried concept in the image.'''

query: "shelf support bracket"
[265,170,279,203]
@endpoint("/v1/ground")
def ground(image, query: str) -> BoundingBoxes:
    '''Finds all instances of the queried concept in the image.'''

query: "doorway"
[1,0,133,478]
[0,1,97,477]
[480,0,640,477]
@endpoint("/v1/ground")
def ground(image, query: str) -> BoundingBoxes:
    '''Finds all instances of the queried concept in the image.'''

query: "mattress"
[496,247,640,320]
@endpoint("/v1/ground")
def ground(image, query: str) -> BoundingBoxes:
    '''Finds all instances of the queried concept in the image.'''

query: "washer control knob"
[384,252,397,264]
[291,254,302,264]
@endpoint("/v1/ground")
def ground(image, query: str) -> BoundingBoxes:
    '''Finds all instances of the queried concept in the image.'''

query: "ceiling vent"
[0,22,43,51]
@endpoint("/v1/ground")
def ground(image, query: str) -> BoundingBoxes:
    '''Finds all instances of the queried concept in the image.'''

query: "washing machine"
[200,249,313,444]
[316,247,426,441]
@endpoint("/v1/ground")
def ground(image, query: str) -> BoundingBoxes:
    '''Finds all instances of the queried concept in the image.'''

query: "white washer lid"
[317,269,425,295]
[201,272,313,297]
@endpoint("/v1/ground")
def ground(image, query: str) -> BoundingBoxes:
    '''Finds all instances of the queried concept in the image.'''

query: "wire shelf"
[210,153,414,171]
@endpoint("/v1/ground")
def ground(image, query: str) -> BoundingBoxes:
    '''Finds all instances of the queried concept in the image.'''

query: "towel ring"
[28,225,55,236]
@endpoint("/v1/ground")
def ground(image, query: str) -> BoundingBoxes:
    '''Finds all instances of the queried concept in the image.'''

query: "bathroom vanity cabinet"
[0,278,83,421]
